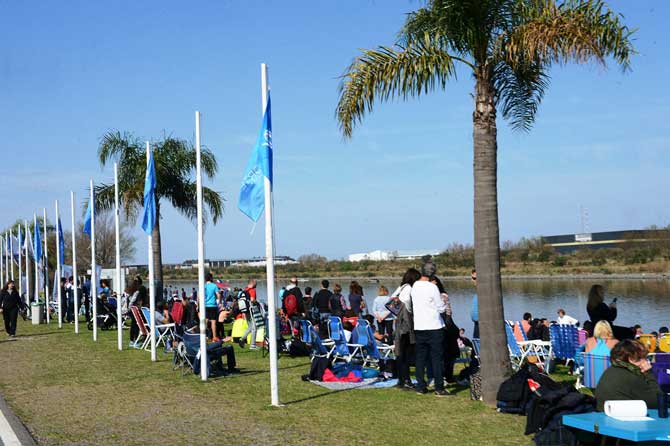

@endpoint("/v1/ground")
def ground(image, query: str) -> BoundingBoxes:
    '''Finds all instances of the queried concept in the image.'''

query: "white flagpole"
[90,180,98,341]
[10,228,15,281]
[71,191,79,334]
[261,63,280,406]
[195,110,207,381]
[33,214,39,306]
[25,220,31,312]
[146,142,157,361]
[18,226,22,298]
[1,235,4,285]
[114,163,123,351]
[55,200,62,329]
[44,208,50,324]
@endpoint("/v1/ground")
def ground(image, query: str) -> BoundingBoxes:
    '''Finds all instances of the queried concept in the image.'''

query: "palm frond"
[98,131,142,167]
[493,59,549,131]
[497,0,635,70]
[336,33,458,138]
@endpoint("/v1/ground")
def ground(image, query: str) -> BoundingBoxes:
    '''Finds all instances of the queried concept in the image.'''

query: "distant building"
[180,256,297,269]
[348,249,442,262]
[543,229,665,254]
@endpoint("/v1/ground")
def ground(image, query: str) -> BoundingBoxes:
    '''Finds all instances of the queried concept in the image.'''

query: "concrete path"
[0,394,36,446]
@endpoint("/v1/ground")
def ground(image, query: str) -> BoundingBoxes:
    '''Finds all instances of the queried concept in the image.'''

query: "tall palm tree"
[336,0,634,402]
[96,131,223,297]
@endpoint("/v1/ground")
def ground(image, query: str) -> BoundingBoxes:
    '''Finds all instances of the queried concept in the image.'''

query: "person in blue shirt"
[470,269,479,339]
[204,273,220,341]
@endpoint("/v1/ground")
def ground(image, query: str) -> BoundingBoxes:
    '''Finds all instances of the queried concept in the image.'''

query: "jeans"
[3,307,18,335]
[415,329,444,392]
[208,343,237,371]
[66,298,74,322]
[240,313,257,346]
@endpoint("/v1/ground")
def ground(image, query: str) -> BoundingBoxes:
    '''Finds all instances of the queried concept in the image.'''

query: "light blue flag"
[34,221,43,262]
[83,192,93,237]
[57,217,65,265]
[238,95,273,222]
[141,148,157,235]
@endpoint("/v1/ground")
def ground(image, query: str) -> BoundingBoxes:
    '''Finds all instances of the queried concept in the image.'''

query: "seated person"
[585,320,618,354]
[342,321,353,342]
[184,327,240,376]
[595,339,661,411]
[527,318,550,342]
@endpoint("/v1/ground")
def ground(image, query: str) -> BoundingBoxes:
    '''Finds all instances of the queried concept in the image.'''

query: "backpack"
[237,291,250,314]
[170,301,184,325]
[285,293,298,317]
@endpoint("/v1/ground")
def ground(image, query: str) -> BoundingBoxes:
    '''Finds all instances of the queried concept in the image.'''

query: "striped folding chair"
[652,353,670,392]
[577,353,611,389]
[549,324,579,369]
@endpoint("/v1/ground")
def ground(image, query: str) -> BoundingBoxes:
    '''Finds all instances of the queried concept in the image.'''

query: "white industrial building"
[348,249,442,262]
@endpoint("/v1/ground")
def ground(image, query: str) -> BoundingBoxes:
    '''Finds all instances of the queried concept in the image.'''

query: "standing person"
[470,269,479,339]
[83,276,91,322]
[586,284,632,340]
[204,273,220,341]
[393,268,421,390]
[283,276,304,317]
[100,279,111,297]
[66,276,76,323]
[330,283,348,317]
[181,288,186,299]
[412,262,450,397]
[348,281,365,317]
[59,277,67,324]
[238,279,258,349]
[0,281,21,337]
[373,285,395,340]
[302,287,313,320]
[312,280,333,336]
[431,276,459,384]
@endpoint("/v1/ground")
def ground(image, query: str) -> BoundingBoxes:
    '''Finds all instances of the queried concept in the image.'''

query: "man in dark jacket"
[1,280,22,336]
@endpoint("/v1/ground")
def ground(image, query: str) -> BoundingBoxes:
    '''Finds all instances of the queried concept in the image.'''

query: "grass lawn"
[0,319,571,446]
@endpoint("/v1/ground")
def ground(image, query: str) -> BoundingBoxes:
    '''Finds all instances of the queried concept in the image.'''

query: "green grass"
[0,320,558,446]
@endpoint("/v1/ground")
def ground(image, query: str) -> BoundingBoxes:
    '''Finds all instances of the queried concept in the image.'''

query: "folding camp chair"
[576,353,611,389]
[141,307,175,350]
[350,319,384,367]
[652,353,670,392]
[328,316,364,363]
[638,334,657,353]
[130,306,149,349]
[308,326,335,360]
[506,322,550,371]
[549,324,579,369]
[659,334,670,353]
[472,338,481,359]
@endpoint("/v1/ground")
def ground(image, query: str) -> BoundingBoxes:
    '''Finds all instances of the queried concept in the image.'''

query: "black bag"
[526,386,595,436]
[309,357,330,381]
[288,339,311,357]
[497,363,562,414]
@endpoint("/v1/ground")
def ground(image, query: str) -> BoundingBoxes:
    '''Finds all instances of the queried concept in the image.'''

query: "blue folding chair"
[550,324,579,369]
[328,316,364,363]
[351,319,383,366]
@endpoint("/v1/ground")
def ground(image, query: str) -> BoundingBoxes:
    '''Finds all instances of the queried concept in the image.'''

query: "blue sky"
[0,1,668,263]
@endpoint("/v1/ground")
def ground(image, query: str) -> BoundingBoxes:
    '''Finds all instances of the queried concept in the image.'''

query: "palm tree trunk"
[151,205,164,301]
[473,71,511,404]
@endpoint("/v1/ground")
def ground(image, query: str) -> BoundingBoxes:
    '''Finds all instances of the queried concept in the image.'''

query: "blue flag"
[238,95,273,222]
[57,217,65,265]
[141,148,157,235]
[34,221,43,262]
[83,191,93,237]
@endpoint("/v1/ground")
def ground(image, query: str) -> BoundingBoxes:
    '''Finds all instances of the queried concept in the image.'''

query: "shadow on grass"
[282,388,350,406]
[15,331,66,339]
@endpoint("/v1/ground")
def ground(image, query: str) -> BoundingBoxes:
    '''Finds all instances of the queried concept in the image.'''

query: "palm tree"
[336,0,634,402]
[96,131,223,297]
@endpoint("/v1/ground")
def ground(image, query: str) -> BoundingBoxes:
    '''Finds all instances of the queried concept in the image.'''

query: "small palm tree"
[337,0,634,402]
[95,131,223,296]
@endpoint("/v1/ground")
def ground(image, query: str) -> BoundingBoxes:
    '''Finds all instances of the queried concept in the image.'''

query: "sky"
[0,1,668,263]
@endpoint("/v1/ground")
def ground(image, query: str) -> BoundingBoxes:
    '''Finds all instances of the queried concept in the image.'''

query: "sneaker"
[249,345,259,350]
[435,389,454,397]
[416,388,429,395]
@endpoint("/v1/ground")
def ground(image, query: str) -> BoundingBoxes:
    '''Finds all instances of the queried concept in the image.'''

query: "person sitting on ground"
[585,320,618,355]
[556,308,578,326]
[595,339,661,411]
[521,312,533,335]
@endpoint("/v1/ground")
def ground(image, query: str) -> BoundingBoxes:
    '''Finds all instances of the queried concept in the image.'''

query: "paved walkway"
[0,393,35,446]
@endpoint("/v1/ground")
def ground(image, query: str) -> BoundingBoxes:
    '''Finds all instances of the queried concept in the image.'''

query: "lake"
[165,278,670,335]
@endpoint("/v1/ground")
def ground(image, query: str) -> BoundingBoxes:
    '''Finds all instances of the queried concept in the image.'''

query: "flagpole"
[71,191,79,334]
[146,142,157,361]
[89,180,98,341]
[18,226,22,299]
[195,110,207,381]
[44,208,50,324]
[55,200,62,329]
[33,214,39,307]
[10,228,15,281]
[1,235,4,285]
[25,220,30,314]
[113,163,123,350]
[260,63,280,406]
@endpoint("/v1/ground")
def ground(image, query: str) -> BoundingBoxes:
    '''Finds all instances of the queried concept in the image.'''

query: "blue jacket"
[470,294,478,322]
